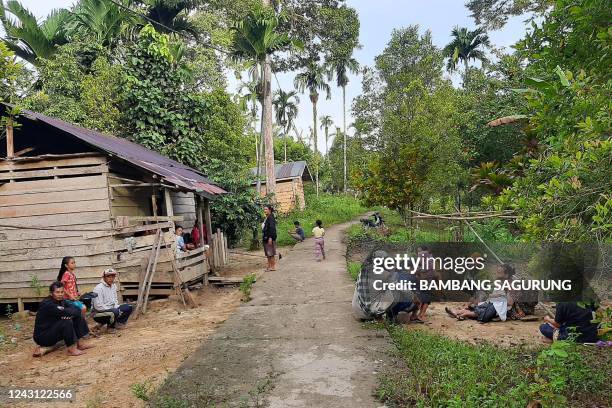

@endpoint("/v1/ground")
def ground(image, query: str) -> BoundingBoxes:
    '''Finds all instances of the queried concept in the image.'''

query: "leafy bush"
[240,273,257,302]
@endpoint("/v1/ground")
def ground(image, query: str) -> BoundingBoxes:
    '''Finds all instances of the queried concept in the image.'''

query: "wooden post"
[152,194,158,217]
[17,297,24,313]
[164,188,174,228]
[6,122,14,159]
[197,196,205,247]
[203,198,215,271]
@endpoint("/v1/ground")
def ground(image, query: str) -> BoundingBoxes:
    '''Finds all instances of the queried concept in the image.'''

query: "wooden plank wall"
[0,156,210,303]
[0,155,114,301]
[171,191,196,229]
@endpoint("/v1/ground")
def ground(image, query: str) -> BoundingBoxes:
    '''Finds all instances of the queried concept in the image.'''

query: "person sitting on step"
[33,281,94,357]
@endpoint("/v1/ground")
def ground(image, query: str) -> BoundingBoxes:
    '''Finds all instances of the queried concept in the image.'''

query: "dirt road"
[154,220,389,407]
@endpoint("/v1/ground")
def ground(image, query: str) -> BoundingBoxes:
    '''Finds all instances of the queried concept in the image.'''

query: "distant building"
[250,161,312,213]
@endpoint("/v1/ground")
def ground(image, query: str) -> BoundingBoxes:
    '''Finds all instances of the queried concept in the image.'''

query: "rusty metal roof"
[250,160,312,184]
[11,108,226,198]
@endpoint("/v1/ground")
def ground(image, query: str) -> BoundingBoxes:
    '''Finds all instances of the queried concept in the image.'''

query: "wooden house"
[0,106,227,310]
[251,161,312,213]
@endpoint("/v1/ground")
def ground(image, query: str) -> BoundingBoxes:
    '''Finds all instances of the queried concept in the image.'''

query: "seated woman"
[33,281,94,357]
[445,264,517,323]
[539,302,599,343]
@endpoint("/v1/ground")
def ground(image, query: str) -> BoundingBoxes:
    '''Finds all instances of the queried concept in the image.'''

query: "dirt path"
[154,220,389,407]
[0,253,266,408]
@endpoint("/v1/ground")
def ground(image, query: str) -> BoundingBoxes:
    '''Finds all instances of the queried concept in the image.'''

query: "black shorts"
[473,302,498,323]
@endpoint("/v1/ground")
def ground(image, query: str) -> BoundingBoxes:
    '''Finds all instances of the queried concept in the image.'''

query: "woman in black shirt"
[262,205,277,271]
[33,281,93,357]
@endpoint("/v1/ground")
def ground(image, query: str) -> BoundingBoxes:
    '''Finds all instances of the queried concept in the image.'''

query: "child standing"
[312,220,325,261]
[57,256,87,319]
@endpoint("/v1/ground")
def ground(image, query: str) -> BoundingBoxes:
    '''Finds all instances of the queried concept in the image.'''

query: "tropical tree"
[319,114,333,155]
[237,78,263,192]
[442,26,490,84]
[294,62,331,195]
[230,5,295,197]
[70,0,137,48]
[136,0,200,37]
[273,89,299,163]
[327,55,358,191]
[0,0,71,66]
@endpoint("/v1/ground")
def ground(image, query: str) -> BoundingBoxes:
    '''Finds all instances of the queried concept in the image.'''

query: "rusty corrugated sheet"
[250,161,312,184]
[19,109,226,197]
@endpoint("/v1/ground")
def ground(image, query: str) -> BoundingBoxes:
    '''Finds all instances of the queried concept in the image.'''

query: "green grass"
[347,261,362,281]
[348,207,518,245]
[274,191,368,246]
[378,326,610,408]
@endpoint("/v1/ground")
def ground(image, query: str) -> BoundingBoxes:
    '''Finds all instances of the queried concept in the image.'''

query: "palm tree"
[273,89,299,163]
[71,0,136,48]
[327,56,358,192]
[0,0,71,66]
[319,115,333,155]
[230,6,294,197]
[294,62,331,195]
[238,78,264,192]
[136,0,200,37]
[443,26,490,84]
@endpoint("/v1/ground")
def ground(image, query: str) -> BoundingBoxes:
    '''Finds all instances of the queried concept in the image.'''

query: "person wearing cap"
[92,268,133,333]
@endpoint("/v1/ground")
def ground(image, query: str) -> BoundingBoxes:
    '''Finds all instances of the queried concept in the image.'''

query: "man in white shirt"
[92,268,133,332]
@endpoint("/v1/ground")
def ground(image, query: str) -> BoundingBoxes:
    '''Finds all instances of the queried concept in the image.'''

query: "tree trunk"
[343,85,347,193]
[253,99,262,195]
[324,126,328,156]
[463,58,469,88]
[262,55,276,198]
[284,125,288,163]
[311,95,319,196]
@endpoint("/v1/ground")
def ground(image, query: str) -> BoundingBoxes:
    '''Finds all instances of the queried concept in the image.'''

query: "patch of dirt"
[0,252,266,408]
[398,301,549,348]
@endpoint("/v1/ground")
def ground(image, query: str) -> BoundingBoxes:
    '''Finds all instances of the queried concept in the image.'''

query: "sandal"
[445,307,458,319]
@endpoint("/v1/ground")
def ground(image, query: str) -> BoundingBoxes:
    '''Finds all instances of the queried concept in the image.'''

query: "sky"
[17,0,530,153]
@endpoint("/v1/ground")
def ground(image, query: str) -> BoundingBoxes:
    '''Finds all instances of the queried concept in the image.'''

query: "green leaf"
[554,65,570,87]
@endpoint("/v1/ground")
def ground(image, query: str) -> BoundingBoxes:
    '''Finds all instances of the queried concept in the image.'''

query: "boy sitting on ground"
[289,221,305,242]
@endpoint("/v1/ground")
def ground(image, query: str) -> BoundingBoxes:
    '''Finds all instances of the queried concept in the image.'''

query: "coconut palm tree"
[443,26,490,84]
[319,115,333,155]
[294,62,331,195]
[0,0,71,66]
[327,56,358,192]
[273,89,299,163]
[230,6,294,196]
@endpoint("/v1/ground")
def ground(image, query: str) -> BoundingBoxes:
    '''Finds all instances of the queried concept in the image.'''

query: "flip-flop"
[445,307,458,319]
[411,318,425,324]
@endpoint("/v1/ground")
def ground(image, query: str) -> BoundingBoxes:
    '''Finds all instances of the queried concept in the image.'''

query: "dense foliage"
[352,27,465,221]
[489,0,612,242]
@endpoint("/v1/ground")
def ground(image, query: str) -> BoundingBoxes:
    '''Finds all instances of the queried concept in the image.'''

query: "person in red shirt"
[57,256,87,319]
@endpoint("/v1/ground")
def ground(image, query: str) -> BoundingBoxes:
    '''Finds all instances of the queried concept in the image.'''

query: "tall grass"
[378,326,610,408]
